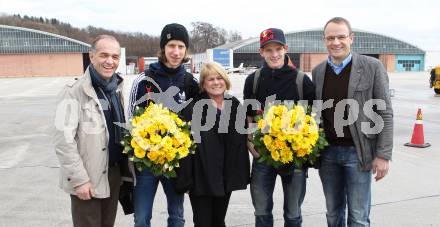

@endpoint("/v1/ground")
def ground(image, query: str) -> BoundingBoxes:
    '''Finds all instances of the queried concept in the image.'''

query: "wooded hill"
[0,14,242,57]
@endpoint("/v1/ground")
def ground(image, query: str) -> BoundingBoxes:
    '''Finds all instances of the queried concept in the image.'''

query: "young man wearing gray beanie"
[128,23,199,227]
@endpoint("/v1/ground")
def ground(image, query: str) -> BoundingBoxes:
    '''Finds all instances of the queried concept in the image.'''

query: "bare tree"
[227,30,242,42]
[190,21,228,53]
[189,21,243,53]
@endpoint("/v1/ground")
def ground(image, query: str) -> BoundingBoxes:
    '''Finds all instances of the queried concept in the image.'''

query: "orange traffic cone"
[404,108,431,148]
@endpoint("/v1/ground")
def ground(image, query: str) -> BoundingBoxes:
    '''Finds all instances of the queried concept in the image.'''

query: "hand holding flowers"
[122,102,195,178]
[252,103,328,169]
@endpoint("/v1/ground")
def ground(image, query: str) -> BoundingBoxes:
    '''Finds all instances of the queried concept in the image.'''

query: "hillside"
[0,14,160,57]
[0,14,243,57]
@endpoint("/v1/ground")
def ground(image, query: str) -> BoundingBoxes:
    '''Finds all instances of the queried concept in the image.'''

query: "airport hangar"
[215,29,425,72]
[0,25,426,76]
[0,25,90,77]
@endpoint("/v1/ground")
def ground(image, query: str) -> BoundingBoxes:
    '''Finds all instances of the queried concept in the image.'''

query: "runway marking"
[17,78,63,97]
[0,143,29,169]
[0,78,67,98]
[0,133,49,142]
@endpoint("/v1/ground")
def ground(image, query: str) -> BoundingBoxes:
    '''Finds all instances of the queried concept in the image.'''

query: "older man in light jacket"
[54,35,128,227]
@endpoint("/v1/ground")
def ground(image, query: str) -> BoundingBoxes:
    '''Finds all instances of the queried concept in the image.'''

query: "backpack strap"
[252,69,262,98]
[296,70,304,100]
[183,72,195,100]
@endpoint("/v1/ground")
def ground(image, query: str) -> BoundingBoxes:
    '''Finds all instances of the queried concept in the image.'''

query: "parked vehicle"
[430,66,440,94]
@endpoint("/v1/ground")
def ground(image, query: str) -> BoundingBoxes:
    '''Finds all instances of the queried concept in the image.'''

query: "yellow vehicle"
[430,66,440,94]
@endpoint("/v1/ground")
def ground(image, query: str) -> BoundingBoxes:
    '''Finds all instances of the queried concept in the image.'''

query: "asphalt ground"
[0,71,439,227]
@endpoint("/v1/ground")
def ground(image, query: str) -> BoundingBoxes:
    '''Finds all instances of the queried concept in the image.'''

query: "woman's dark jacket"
[174,92,250,196]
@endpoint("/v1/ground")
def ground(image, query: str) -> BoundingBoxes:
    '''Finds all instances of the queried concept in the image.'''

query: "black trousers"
[189,192,232,227]
[70,165,121,227]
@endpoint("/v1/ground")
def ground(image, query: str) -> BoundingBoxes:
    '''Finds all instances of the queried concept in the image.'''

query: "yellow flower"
[270,117,282,134]
[137,138,149,150]
[134,147,146,159]
[157,156,166,165]
[273,105,287,117]
[276,133,287,141]
[172,137,181,147]
[296,148,307,157]
[161,136,172,147]
[150,134,162,144]
[183,135,192,148]
[177,147,189,157]
[271,150,280,161]
[131,117,140,126]
[263,135,272,147]
[258,119,266,130]
[165,149,176,161]
[174,117,183,126]
[131,138,139,149]
[252,103,326,168]
[280,148,293,163]
[273,138,285,150]
[127,102,195,176]
[147,150,158,161]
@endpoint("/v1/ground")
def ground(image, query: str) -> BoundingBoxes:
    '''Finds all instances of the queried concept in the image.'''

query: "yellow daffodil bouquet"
[122,102,195,178]
[252,103,328,169]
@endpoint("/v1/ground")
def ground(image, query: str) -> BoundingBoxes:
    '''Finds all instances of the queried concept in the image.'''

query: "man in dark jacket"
[312,17,393,227]
[128,23,199,227]
[243,28,315,227]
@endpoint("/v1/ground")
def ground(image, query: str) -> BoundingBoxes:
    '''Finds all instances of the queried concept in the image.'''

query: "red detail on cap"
[260,29,274,46]
[256,109,264,115]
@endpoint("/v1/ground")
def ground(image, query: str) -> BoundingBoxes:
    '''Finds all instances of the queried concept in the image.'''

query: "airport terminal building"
[0,25,426,76]
[215,29,425,72]
[0,25,90,77]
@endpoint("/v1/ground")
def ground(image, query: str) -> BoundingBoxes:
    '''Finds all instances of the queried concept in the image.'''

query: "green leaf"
[272,161,281,168]
[254,115,263,122]
[167,170,177,178]
[143,159,152,167]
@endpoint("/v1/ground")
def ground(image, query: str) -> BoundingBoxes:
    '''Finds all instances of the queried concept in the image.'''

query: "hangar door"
[395,55,424,72]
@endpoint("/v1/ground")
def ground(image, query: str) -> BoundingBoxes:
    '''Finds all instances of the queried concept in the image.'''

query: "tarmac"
[0,71,439,227]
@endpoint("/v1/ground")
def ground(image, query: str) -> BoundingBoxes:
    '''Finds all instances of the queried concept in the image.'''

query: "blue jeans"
[250,161,306,227]
[133,169,184,227]
[319,146,372,227]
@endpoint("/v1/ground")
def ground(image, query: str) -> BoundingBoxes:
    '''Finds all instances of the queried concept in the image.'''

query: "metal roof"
[218,28,425,55]
[0,24,90,54]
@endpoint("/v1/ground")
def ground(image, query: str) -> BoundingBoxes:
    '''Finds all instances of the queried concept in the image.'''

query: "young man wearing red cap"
[128,23,199,227]
[243,28,315,227]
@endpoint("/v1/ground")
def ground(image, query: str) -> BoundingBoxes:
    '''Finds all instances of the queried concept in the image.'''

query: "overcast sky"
[1,0,439,51]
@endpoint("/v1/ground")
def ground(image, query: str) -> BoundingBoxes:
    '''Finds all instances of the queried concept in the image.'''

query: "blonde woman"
[181,62,250,227]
